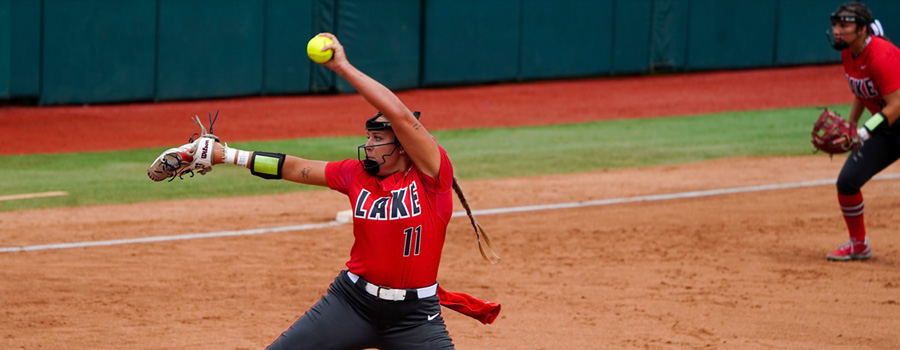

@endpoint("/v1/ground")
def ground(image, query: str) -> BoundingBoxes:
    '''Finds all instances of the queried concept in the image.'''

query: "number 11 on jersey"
[403,225,422,257]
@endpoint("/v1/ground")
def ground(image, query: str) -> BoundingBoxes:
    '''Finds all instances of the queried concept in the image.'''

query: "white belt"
[346,271,438,301]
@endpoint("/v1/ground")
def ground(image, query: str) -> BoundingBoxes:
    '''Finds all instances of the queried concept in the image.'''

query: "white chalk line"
[0,191,68,202]
[4,173,900,254]
[0,222,342,253]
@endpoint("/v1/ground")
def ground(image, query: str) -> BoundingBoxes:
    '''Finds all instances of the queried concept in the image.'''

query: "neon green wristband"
[250,152,286,180]
[864,112,887,133]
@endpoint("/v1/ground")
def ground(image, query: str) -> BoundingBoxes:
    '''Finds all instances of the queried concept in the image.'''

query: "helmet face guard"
[827,28,853,51]
[357,141,400,176]
[827,2,874,51]
[357,111,421,176]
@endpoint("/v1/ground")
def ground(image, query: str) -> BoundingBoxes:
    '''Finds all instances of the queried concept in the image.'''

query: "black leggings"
[265,270,454,350]
[837,130,900,194]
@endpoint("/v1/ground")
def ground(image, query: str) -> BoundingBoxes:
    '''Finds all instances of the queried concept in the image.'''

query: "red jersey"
[841,36,900,114]
[325,144,454,289]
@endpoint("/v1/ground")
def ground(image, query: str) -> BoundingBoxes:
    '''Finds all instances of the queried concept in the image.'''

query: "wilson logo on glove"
[147,110,222,182]
[200,140,210,159]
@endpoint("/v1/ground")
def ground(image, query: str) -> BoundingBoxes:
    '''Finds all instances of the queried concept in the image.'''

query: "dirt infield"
[3,64,900,349]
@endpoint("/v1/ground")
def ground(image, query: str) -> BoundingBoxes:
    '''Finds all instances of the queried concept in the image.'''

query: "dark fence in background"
[2,0,899,106]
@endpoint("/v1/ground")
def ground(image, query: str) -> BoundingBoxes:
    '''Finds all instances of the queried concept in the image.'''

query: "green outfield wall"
[0,0,9,99]
[2,0,900,105]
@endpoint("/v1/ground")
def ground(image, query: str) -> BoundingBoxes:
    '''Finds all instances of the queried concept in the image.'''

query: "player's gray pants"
[837,127,900,195]
[265,270,454,350]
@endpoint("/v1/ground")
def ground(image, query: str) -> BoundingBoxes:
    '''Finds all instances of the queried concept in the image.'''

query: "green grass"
[0,105,853,212]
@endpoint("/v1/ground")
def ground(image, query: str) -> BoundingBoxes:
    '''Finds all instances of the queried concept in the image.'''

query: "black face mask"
[362,159,381,176]
[832,39,850,51]
[826,27,856,51]
[357,141,400,176]
[358,111,419,176]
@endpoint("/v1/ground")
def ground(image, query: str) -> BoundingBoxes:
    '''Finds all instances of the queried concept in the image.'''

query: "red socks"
[838,192,866,242]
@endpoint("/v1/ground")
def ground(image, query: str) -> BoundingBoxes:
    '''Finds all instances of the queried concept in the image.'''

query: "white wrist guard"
[224,147,237,165]
[190,136,217,175]
[857,126,871,141]
[236,150,251,167]
[223,146,251,167]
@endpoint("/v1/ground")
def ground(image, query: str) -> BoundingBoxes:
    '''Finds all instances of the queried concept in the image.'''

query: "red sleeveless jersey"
[841,36,900,114]
[325,144,454,289]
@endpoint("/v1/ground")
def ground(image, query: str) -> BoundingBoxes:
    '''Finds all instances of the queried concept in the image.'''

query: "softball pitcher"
[826,2,900,261]
[149,33,500,349]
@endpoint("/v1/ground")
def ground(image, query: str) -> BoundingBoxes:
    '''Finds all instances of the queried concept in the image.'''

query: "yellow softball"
[307,35,334,64]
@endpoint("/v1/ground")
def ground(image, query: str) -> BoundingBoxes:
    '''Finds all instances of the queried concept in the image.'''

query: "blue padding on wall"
[156,0,264,101]
[684,0,778,70]
[40,0,156,105]
[0,0,10,99]
[422,0,520,86]
[520,0,613,79]
[335,0,421,93]
[612,0,652,74]
[14,0,900,106]
[263,0,313,95]
[310,0,335,93]
[775,0,841,65]
[10,0,41,98]
[649,0,689,71]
